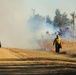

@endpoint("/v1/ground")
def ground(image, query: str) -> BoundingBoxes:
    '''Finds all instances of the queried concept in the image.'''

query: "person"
[53,35,62,53]
[0,41,1,48]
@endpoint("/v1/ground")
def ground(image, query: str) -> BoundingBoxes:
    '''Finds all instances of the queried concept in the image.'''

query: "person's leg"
[56,44,58,53]
[58,44,60,53]
[58,47,60,53]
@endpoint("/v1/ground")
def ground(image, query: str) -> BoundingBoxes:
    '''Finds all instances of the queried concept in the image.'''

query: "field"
[0,41,76,75]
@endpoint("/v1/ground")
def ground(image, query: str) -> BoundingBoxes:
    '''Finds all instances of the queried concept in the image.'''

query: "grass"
[0,41,76,75]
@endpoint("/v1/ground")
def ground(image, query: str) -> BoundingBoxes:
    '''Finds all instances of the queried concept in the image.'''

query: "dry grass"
[0,42,76,75]
[39,40,76,57]
[61,40,76,57]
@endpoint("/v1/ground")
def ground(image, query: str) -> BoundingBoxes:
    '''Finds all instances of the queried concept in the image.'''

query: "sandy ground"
[0,46,76,75]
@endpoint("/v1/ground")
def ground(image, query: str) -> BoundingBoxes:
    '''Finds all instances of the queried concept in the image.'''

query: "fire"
[39,41,55,51]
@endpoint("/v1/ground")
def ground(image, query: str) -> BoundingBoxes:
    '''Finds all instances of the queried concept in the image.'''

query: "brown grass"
[40,40,76,57]
[0,41,76,75]
[61,40,76,57]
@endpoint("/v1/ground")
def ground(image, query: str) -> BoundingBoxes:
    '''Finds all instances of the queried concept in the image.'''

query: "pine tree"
[54,9,71,27]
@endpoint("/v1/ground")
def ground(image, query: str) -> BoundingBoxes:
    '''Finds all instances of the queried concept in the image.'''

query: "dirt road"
[0,48,76,75]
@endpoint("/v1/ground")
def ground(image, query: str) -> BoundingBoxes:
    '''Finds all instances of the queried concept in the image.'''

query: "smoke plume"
[27,12,76,50]
[0,0,76,50]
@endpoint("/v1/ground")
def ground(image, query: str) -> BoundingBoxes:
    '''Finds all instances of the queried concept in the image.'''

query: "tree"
[61,12,71,26]
[54,9,71,27]
[46,15,52,24]
[54,9,61,27]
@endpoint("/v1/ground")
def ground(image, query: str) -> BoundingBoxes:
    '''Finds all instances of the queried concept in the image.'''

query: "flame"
[39,41,55,51]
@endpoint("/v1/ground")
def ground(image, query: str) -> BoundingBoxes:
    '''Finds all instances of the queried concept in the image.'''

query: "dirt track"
[0,48,76,75]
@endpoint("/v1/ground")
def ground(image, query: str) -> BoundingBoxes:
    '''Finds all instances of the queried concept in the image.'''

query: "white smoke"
[27,14,61,49]
[0,0,76,49]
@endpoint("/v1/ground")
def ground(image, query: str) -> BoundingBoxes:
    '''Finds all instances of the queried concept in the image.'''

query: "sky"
[0,0,76,49]
[25,0,76,19]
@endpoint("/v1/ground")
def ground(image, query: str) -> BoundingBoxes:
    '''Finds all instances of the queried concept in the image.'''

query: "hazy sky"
[26,0,76,19]
[0,0,76,49]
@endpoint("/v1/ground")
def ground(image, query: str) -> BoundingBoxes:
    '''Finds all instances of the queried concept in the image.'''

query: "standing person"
[53,35,62,53]
[0,41,1,48]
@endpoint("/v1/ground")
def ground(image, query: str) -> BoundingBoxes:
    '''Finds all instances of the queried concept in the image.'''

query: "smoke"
[27,12,76,50]
[0,0,54,49]
[0,0,76,50]
[0,0,32,49]
[27,14,45,49]
[27,14,60,49]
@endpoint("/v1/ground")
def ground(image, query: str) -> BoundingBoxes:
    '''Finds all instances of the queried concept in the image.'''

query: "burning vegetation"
[28,9,76,52]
